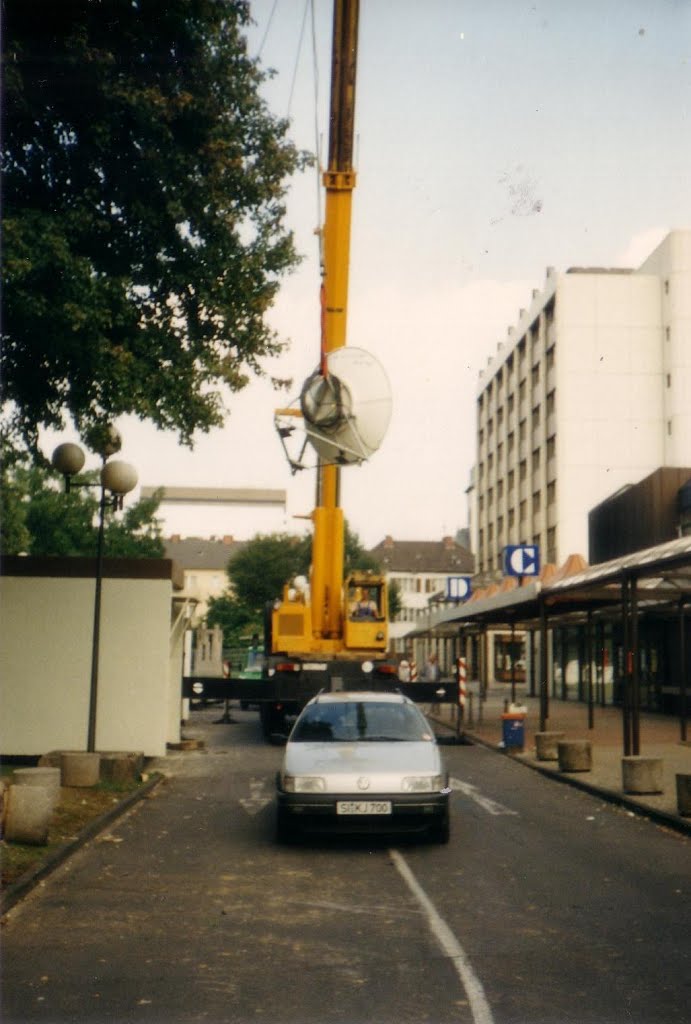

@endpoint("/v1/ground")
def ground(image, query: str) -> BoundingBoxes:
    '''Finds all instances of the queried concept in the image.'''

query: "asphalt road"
[2,706,689,1024]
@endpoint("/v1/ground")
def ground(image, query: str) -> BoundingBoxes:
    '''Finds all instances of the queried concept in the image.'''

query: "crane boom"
[267,0,390,681]
[311,0,359,640]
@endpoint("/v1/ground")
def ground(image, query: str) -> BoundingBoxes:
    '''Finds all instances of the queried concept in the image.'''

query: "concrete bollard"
[99,752,144,785]
[622,756,664,795]
[61,752,101,788]
[558,739,592,773]
[534,731,565,761]
[4,785,54,845]
[676,774,691,816]
[12,767,61,811]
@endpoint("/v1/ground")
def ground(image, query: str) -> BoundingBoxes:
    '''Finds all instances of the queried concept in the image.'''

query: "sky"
[44,0,691,549]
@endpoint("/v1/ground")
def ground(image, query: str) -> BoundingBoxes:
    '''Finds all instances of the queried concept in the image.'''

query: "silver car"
[276,691,450,843]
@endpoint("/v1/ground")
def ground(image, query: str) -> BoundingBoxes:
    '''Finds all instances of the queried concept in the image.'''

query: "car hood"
[283,740,442,792]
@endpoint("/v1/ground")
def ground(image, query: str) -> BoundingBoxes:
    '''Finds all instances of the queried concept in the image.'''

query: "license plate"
[337,801,392,815]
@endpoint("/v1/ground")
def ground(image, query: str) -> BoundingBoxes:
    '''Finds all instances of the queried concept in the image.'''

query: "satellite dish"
[299,348,392,465]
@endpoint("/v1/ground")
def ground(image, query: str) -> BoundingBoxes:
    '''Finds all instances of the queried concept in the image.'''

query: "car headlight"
[281,774,326,793]
[402,775,444,793]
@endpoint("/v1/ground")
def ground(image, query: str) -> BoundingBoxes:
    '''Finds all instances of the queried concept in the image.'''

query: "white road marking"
[390,849,494,1024]
[239,778,272,816]
[451,778,519,817]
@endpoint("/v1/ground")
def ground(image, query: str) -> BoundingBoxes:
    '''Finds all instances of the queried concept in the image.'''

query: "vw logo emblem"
[357,777,370,791]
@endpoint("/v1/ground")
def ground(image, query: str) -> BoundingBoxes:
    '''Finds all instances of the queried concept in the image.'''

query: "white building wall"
[638,230,691,466]
[0,572,180,757]
[555,272,664,557]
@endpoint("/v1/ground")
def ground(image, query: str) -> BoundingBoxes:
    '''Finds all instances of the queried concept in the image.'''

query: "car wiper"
[359,735,406,742]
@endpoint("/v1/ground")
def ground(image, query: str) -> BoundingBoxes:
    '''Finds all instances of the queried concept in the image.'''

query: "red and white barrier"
[457,657,467,708]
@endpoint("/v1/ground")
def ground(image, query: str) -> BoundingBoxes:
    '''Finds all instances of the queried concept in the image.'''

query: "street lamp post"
[52,436,138,753]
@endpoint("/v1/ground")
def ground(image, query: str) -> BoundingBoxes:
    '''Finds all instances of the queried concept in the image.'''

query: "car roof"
[309,691,410,706]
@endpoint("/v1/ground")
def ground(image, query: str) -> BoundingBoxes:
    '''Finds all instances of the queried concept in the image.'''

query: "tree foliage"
[0,463,165,557]
[226,532,312,614]
[2,0,307,458]
[205,594,259,650]
[387,579,402,619]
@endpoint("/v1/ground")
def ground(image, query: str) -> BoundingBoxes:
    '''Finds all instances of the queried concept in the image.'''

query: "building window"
[547,435,556,460]
[547,528,556,564]
[666,374,671,388]
[668,420,673,436]
[532,405,541,429]
[531,365,540,388]
[666,326,671,341]
[546,389,556,415]
[519,419,527,442]
[519,500,527,523]
[519,459,527,481]
[533,490,541,510]
[532,448,541,471]
[664,279,669,295]
[508,469,515,492]
[547,481,556,505]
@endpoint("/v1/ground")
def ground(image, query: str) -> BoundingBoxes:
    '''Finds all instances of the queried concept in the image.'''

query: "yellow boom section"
[311,0,359,644]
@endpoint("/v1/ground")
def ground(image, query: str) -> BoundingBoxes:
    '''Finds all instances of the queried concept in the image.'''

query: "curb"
[1,773,166,916]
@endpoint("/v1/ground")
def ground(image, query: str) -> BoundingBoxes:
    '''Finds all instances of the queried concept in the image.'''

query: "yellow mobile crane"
[260,0,397,737]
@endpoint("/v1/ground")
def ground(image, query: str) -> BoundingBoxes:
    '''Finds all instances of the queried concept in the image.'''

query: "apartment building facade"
[469,229,691,576]
[368,535,475,647]
[164,534,243,623]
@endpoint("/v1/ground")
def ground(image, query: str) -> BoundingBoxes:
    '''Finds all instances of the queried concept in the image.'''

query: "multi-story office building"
[469,230,691,577]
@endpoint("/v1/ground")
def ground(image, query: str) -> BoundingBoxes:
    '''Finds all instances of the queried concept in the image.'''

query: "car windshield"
[290,701,433,743]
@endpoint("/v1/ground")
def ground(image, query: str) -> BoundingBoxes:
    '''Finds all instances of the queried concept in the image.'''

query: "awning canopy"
[419,536,691,633]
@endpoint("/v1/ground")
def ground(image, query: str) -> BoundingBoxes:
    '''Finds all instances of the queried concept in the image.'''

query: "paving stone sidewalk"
[429,683,691,835]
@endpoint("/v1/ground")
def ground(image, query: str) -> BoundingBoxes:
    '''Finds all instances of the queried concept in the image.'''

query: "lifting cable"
[254,1,327,376]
